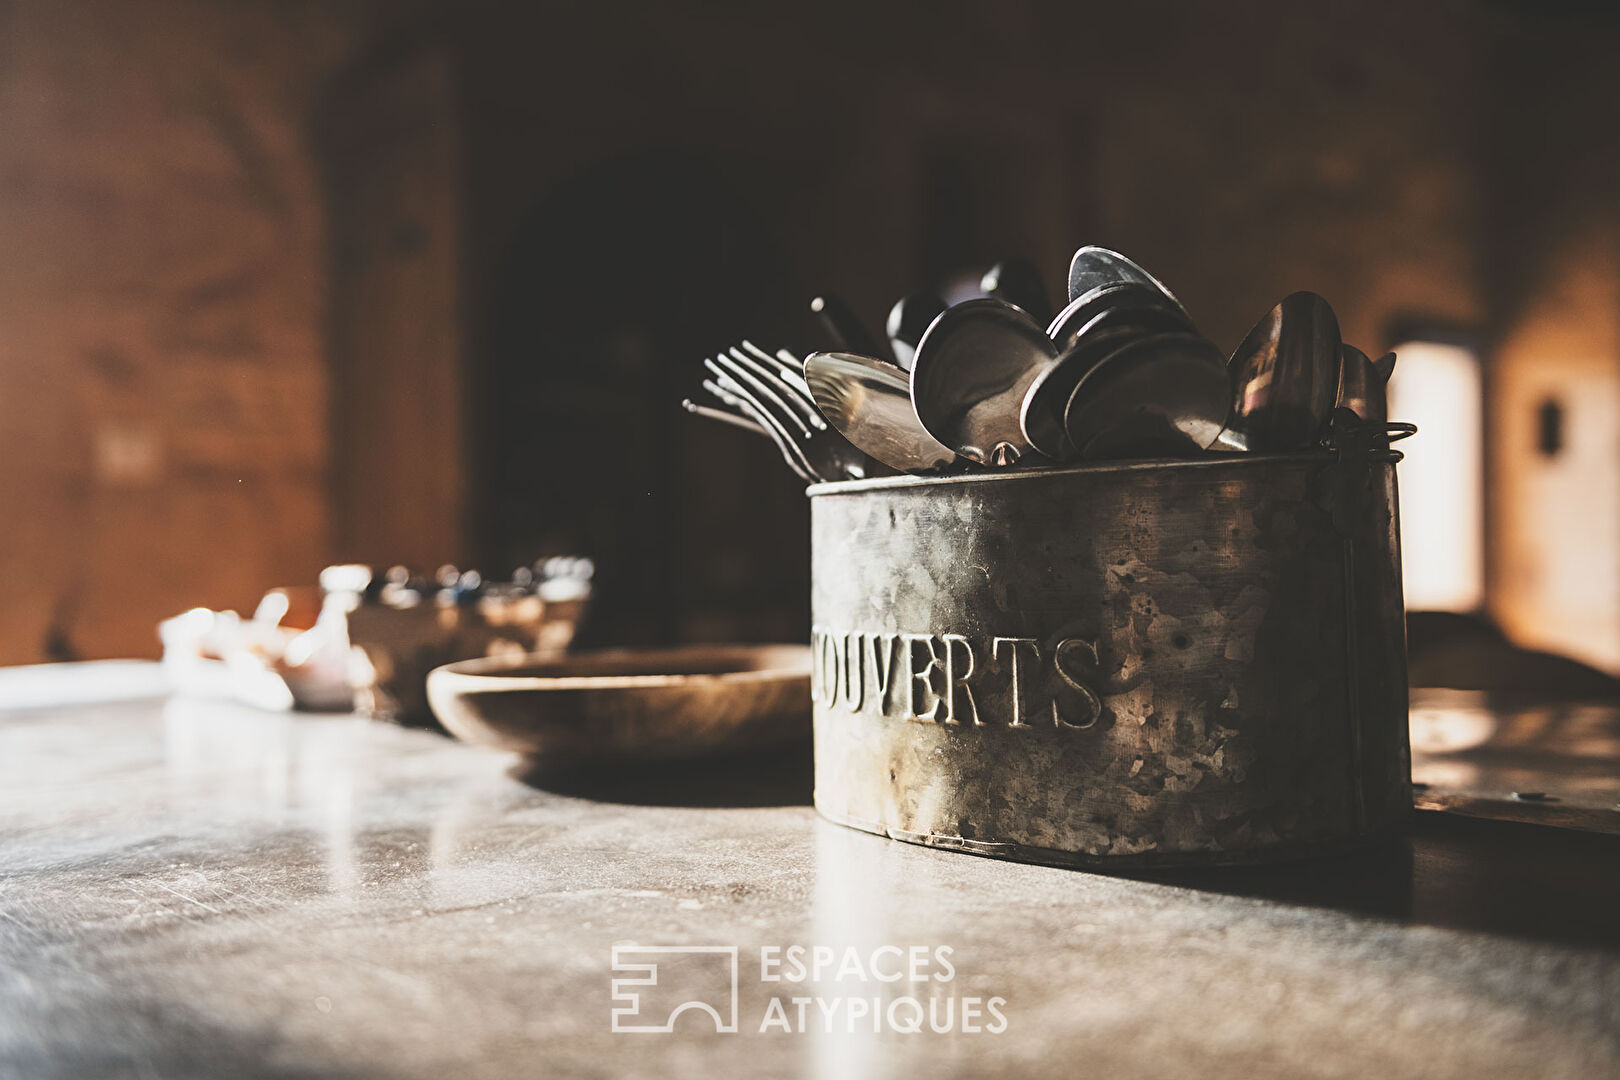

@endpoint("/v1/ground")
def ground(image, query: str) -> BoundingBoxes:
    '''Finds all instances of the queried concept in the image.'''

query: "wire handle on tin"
[1324,409,1417,456]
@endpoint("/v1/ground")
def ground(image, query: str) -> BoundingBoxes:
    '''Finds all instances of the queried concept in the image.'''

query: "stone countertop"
[2,664,1618,1079]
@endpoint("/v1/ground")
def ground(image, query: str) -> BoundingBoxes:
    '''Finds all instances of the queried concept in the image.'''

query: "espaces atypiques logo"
[612,944,1008,1035]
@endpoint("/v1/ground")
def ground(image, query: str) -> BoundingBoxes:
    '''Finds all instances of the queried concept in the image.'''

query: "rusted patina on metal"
[807,451,1410,867]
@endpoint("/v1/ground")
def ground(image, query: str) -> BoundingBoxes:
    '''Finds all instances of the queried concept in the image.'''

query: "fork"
[701,346,875,483]
[697,341,813,423]
[688,364,817,481]
[738,341,814,398]
[682,397,768,437]
[723,346,825,434]
[702,358,821,481]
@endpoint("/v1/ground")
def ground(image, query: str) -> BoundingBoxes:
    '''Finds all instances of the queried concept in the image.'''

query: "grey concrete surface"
[2,665,1618,1079]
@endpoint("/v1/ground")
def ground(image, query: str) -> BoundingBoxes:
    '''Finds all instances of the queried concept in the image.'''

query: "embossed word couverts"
[810,626,1105,730]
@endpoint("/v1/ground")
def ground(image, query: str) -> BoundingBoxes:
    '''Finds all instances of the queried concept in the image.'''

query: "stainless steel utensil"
[699,371,816,482]
[885,293,946,371]
[982,258,1053,325]
[1067,245,1184,311]
[684,251,1391,479]
[1020,327,1143,460]
[697,373,762,424]
[1023,283,1201,461]
[738,340,814,398]
[682,398,767,437]
[696,342,886,482]
[723,345,824,432]
[811,294,885,361]
[704,350,874,483]
[909,298,1058,466]
[1062,332,1230,459]
[804,351,958,474]
[1336,344,1396,424]
[1047,281,1193,352]
[1226,292,1342,451]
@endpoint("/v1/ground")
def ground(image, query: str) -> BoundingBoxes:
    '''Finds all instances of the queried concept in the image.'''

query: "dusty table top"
[2,663,1618,1079]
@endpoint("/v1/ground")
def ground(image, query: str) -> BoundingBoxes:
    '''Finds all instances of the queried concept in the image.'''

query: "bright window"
[1387,341,1485,612]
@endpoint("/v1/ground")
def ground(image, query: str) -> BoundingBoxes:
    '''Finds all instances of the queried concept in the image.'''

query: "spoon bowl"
[1226,292,1342,452]
[1063,332,1230,459]
[909,299,1058,466]
[1067,246,1185,311]
[1336,343,1396,424]
[1048,281,1191,352]
[1020,327,1143,460]
[805,351,958,473]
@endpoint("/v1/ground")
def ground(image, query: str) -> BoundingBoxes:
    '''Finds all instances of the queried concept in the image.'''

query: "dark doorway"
[475,148,805,647]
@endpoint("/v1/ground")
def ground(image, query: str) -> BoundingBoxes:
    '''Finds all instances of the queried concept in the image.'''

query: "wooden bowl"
[425,644,811,763]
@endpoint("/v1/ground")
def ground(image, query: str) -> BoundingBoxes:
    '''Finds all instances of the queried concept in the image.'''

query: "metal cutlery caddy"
[808,448,1410,868]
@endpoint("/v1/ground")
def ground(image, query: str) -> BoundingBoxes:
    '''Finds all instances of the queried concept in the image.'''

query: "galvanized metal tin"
[807,451,1410,867]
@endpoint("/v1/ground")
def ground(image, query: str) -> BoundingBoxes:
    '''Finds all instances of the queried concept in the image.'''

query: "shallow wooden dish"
[426,644,812,764]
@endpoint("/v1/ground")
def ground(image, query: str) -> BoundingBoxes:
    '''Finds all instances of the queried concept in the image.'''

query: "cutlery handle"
[982,258,1053,324]
[811,294,885,360]
[886,292,947,371]
[682,399,768,437]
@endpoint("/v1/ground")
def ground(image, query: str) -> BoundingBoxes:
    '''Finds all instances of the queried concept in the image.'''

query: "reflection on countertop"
[2,663,1618,1079]
[1411,687,1620,833]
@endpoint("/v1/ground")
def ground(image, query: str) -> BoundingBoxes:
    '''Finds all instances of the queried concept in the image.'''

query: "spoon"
[1336,344,1396,424]
[1226,291,1342,451]
[909,299,1058,466]
[1022,284,1198,459]
[1020,327,1144,461]
[885,293,947,371]
[1047,281,1191,352]
[804,352,958,473]
[981,258,1053,325]
[811,294,885,361]
[1067,246,1185,312]
[1062,333,1230,458]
